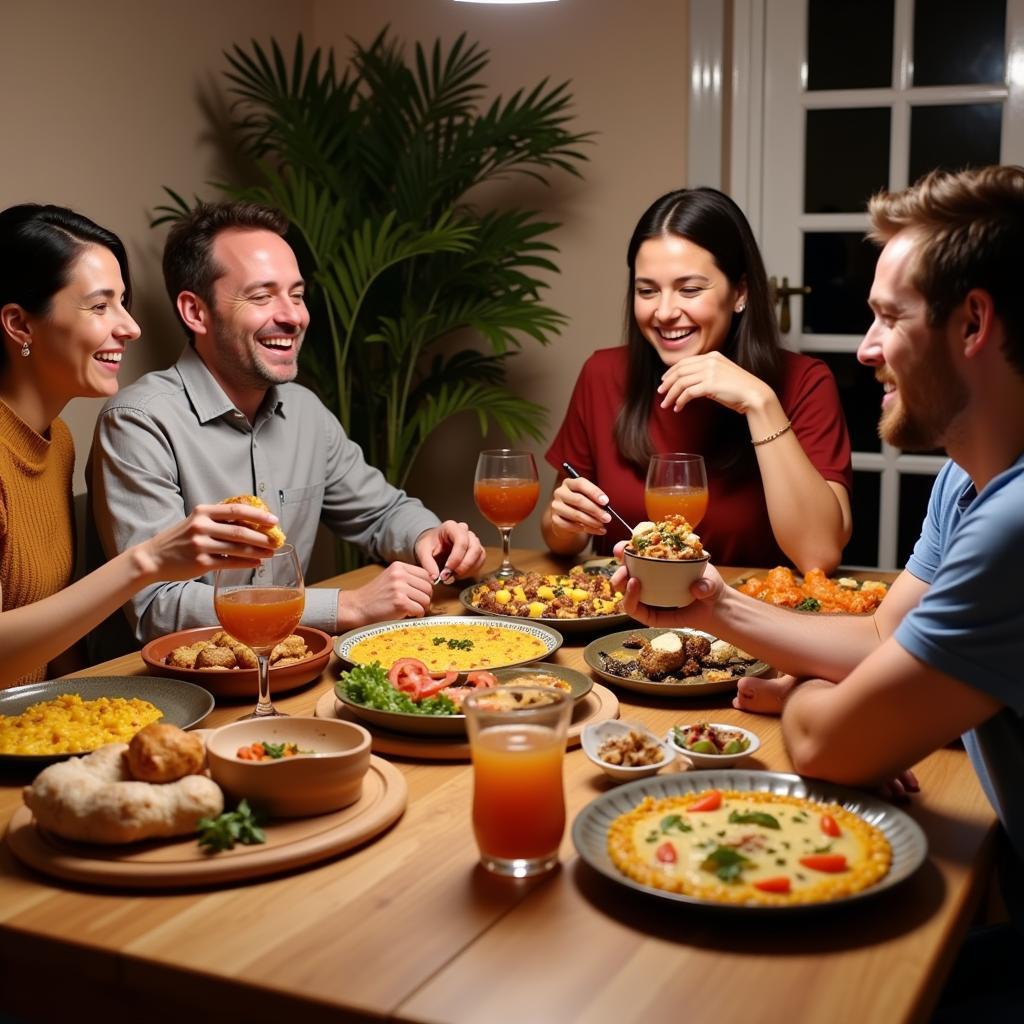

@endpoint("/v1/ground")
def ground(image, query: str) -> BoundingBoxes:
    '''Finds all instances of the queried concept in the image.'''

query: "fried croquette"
[194,644,237,670]
[124,723,205,783]
[221,493,286,548]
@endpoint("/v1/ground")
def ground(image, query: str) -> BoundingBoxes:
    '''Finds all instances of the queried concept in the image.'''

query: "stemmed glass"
[474,449,540,580]
[644,453,708,527]
[214,544,305,719]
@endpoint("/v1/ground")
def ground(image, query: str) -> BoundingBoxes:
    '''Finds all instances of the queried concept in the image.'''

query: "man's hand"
[613,542,725,634]
[415,521,486,583]
[336,562,433,630]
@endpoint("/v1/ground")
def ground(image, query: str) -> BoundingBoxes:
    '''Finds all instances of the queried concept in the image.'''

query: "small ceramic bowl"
[206,717,372,817]
[666,722,761,769]
[622,550,709,608]
[581,719,676,782]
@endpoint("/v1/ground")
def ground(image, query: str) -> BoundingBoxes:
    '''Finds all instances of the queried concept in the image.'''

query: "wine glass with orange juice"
[214,544,305,719]
[473,449,540,580]
[645,453,708,526]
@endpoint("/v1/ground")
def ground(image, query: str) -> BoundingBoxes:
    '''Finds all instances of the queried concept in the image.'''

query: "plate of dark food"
[583,627,771,697]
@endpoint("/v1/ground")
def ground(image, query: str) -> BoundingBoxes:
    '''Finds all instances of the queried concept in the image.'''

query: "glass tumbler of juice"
[463,687,573,878]
[644,453,708,527]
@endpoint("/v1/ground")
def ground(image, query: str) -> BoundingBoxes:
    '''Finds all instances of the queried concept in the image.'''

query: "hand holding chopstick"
[560,462,634,534]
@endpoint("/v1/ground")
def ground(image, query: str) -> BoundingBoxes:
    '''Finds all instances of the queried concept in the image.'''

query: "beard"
[209,312,302,390]
[877,339,967,450]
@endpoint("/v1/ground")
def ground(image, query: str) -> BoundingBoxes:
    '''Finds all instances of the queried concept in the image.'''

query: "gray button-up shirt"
[87,345,439,654]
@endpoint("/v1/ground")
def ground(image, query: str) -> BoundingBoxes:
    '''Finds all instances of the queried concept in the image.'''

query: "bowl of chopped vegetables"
[206,717,371,817]
[581,719,675,782]
[667,721,760,768]
[623,518,710,608]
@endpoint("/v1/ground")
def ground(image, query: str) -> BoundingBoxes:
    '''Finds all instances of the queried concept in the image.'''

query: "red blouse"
[545,346,853,566]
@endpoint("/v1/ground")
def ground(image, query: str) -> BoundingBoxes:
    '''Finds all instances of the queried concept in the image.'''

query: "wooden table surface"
[0,552,997,1024]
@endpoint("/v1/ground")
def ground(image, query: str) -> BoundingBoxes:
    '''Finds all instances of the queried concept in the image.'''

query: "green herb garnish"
[197,799,266,853]
[728,810,781,830]
[700,845,753,883]
[431,636,474,651]
[659,814,693,835]
[796,597,821,612]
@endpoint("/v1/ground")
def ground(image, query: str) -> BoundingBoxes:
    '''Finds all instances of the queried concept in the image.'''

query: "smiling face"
[196,228,308,399]
[24,244,139,404]
[858,230,968,450]
[633,234,745,367]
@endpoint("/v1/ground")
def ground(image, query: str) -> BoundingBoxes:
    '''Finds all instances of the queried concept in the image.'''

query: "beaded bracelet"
[751,420,792,446]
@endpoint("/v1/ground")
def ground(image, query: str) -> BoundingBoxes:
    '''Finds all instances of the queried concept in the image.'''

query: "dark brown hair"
[868,165,1024,376]
[162,200,289,336]
[613,187,783,474]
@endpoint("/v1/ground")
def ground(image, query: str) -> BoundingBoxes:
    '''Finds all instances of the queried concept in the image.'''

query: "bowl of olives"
[667,721,760,769]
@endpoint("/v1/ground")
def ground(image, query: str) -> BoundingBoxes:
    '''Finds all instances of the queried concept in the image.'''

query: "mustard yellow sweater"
[0,399,75,686]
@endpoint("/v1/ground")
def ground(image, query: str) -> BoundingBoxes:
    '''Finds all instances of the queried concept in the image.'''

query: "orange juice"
[471,724,566,860]
[215,587,304,651]
[473,478,541,528]
[644,485,708,526]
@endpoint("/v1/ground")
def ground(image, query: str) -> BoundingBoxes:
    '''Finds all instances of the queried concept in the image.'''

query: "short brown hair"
[868,165,1024,375]
[162,200,289,335]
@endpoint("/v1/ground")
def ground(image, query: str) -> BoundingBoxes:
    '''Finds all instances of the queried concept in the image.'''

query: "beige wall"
[5,0,689,559]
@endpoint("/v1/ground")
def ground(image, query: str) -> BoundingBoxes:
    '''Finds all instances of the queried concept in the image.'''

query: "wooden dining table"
[0,551,998,1024]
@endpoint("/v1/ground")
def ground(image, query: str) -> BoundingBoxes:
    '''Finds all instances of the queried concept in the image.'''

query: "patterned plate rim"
[571,768,928,913]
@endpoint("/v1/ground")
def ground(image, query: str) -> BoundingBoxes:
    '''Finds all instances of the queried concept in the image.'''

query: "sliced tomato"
[416,671,460,699]
[655,841,677,864]
[753,876,791,894]
[388,658,432,699]
[820,813,841,838]
[687,790,723,813]
[466,670,498,689]
[799,854,847,873]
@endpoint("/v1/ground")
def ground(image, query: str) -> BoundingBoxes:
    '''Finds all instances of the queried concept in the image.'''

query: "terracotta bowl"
[141,625,333,699]
[622,550,709,608]
[206,717,372,817]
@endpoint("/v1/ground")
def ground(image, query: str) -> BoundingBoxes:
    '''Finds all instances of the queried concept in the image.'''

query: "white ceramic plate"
[572,769,928,913]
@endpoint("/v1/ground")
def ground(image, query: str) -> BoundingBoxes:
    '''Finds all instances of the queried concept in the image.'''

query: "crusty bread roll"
[24,742,223,844]
[221,493,286,548]
[125,722,205,783]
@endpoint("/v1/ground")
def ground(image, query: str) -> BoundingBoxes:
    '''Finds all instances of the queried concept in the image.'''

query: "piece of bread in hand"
[221,493,286,548]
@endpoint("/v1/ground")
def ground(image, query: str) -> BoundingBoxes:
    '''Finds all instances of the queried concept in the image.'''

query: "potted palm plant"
[157,31,591,565]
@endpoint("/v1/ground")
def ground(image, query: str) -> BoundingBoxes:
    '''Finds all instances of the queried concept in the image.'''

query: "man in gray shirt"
[87,200,485,656]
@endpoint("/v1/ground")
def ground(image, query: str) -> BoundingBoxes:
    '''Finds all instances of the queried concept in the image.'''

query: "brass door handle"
[768,276,811,334]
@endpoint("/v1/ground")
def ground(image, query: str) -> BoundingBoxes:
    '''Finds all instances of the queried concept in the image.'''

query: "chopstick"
[560,462,634,534]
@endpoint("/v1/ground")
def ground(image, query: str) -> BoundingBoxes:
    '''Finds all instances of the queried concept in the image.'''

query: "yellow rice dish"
[608,789,891,906]
[346,623,549,672]
[0,694,163,756]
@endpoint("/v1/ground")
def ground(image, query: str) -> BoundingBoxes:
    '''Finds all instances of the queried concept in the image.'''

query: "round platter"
[334,662,593,738]
[0,676,214,767]
[572,769,928,913]
[334,615,562,675]
[140,625,333,698]
[5,755,406,888]
[317,682,620,759]
[457,585,631,635]
[583,627,770,697]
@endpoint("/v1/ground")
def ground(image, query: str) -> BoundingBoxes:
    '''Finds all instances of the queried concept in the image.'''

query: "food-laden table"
[0,551,997,1024]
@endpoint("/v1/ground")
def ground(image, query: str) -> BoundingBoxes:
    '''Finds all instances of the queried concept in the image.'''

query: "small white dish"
[622,549,709,607]
[666,722,761,769]
[581,719,675,782]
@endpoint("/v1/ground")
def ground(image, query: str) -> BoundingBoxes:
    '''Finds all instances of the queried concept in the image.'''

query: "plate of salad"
[335,660,592,737]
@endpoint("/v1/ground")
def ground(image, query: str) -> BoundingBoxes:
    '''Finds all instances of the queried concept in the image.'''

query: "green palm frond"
[157,29,589,504]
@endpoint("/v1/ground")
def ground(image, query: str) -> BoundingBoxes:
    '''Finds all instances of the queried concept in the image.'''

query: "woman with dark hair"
[542,187,853,571]
[0,203,278,687]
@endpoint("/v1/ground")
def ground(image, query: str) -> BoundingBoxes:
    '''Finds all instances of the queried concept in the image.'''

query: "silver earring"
[735,303,746,314]
[20,341,30,357]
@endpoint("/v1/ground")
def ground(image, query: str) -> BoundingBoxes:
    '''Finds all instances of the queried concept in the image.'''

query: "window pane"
[807,0,894,91]
[843,470,880,568]
[806,108,891,213]
[802,232,880,336]
[909,103,1002,184]
[913,0,1006,86]
[806,350,883,454]
[898,472,940,567]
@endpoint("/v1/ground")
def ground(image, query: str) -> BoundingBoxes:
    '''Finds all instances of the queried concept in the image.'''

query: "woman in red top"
[542,188,853,572]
